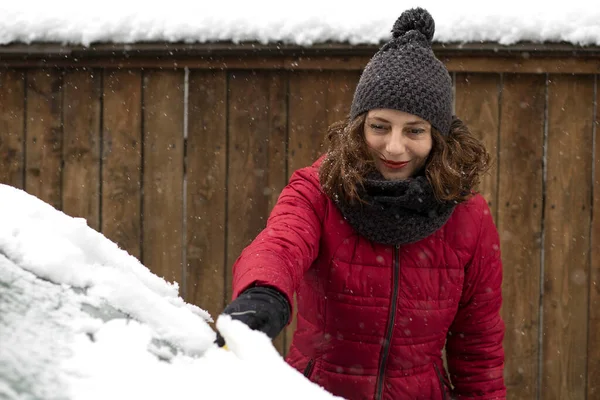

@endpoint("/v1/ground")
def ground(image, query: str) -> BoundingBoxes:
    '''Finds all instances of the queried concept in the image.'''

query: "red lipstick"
[381,159,409,169]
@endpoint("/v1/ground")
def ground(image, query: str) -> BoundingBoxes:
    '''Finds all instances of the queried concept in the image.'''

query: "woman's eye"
[409,128,425,135]
[370,124,387,131]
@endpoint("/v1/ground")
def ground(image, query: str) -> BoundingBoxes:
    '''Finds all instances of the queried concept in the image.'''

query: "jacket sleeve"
[231,166,326,312]
[446,197,506,399]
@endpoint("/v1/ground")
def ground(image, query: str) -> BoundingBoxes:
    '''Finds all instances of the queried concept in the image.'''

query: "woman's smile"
[381,158,410,169]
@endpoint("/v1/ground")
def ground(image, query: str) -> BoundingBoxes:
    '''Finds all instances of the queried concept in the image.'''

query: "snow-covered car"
[0,184,341,400]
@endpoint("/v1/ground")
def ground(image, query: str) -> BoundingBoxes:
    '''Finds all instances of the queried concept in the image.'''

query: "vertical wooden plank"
[325,71,361,127]
[0,69,25,188]
[288,71,327,174]
[543,74,593,400]
[143,70,184,286]
[455,73,500,218]
[226,70,288,355]
[497,74,545,400]
[102,69,142,259]
[286,70,359,354]
[589,76,600,399]
[186,70,227,327]
[288,71,360,174]
[62,69,101,230]
[25,69,63,208]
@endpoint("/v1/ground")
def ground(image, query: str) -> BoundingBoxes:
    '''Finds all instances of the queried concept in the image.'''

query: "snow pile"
[0,184,341,400]
[0,184,214,356]
[0,0,599,47]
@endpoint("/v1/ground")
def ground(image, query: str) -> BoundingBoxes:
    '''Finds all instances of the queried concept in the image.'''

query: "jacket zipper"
[303,359,315,378]
[375,244,401,400]
[434,363,449,400]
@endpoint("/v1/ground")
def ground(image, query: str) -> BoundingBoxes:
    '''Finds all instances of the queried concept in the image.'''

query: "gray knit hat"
[350,8,453,136]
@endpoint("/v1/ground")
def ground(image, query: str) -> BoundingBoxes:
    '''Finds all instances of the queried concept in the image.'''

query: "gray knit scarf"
[334,172,456,246]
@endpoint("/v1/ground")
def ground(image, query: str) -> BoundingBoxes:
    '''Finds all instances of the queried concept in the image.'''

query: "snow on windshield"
[0,184,341,400]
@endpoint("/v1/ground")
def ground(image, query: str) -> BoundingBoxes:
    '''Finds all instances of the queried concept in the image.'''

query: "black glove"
[216,286,291,347]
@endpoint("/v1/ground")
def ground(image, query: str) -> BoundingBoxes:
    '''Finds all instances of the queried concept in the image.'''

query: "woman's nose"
[386,132,406,155]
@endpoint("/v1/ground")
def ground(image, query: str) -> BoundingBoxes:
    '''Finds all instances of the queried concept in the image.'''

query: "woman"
[219,7,505,400]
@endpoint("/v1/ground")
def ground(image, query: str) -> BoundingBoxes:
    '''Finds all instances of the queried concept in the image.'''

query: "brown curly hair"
[318,113,491,204]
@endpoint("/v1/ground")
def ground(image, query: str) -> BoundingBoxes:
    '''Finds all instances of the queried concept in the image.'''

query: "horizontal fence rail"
[0,46,598,400]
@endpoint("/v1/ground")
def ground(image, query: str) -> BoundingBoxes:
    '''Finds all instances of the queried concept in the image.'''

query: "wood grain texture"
[225,70,288,354]
[102,69,143,259]
[62,69,101,230]
[455,73,500,219]
[185,70,227,327]
[0,69,25,188]
[287,70,360,174]
[142,70,185,288]
[589,75,600,399]
[542,74,594,400]
[25,69,63,208]
[497,74,546,399]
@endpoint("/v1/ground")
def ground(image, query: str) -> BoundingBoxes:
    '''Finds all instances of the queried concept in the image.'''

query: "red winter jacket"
[232,159,505,400]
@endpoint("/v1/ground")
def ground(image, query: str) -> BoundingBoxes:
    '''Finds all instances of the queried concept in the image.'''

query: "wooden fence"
[0,43,599,400]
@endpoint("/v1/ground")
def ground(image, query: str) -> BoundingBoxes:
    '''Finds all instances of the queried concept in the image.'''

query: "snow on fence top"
[1,0,599,47]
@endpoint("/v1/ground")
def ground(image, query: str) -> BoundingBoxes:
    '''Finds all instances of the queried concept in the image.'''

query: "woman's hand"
[216,286,290,347]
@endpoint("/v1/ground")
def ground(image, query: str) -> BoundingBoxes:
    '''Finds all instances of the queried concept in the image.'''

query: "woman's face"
[364,108,433,181]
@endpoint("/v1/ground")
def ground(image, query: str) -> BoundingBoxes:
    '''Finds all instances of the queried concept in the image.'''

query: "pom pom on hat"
[391,7,435,44]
